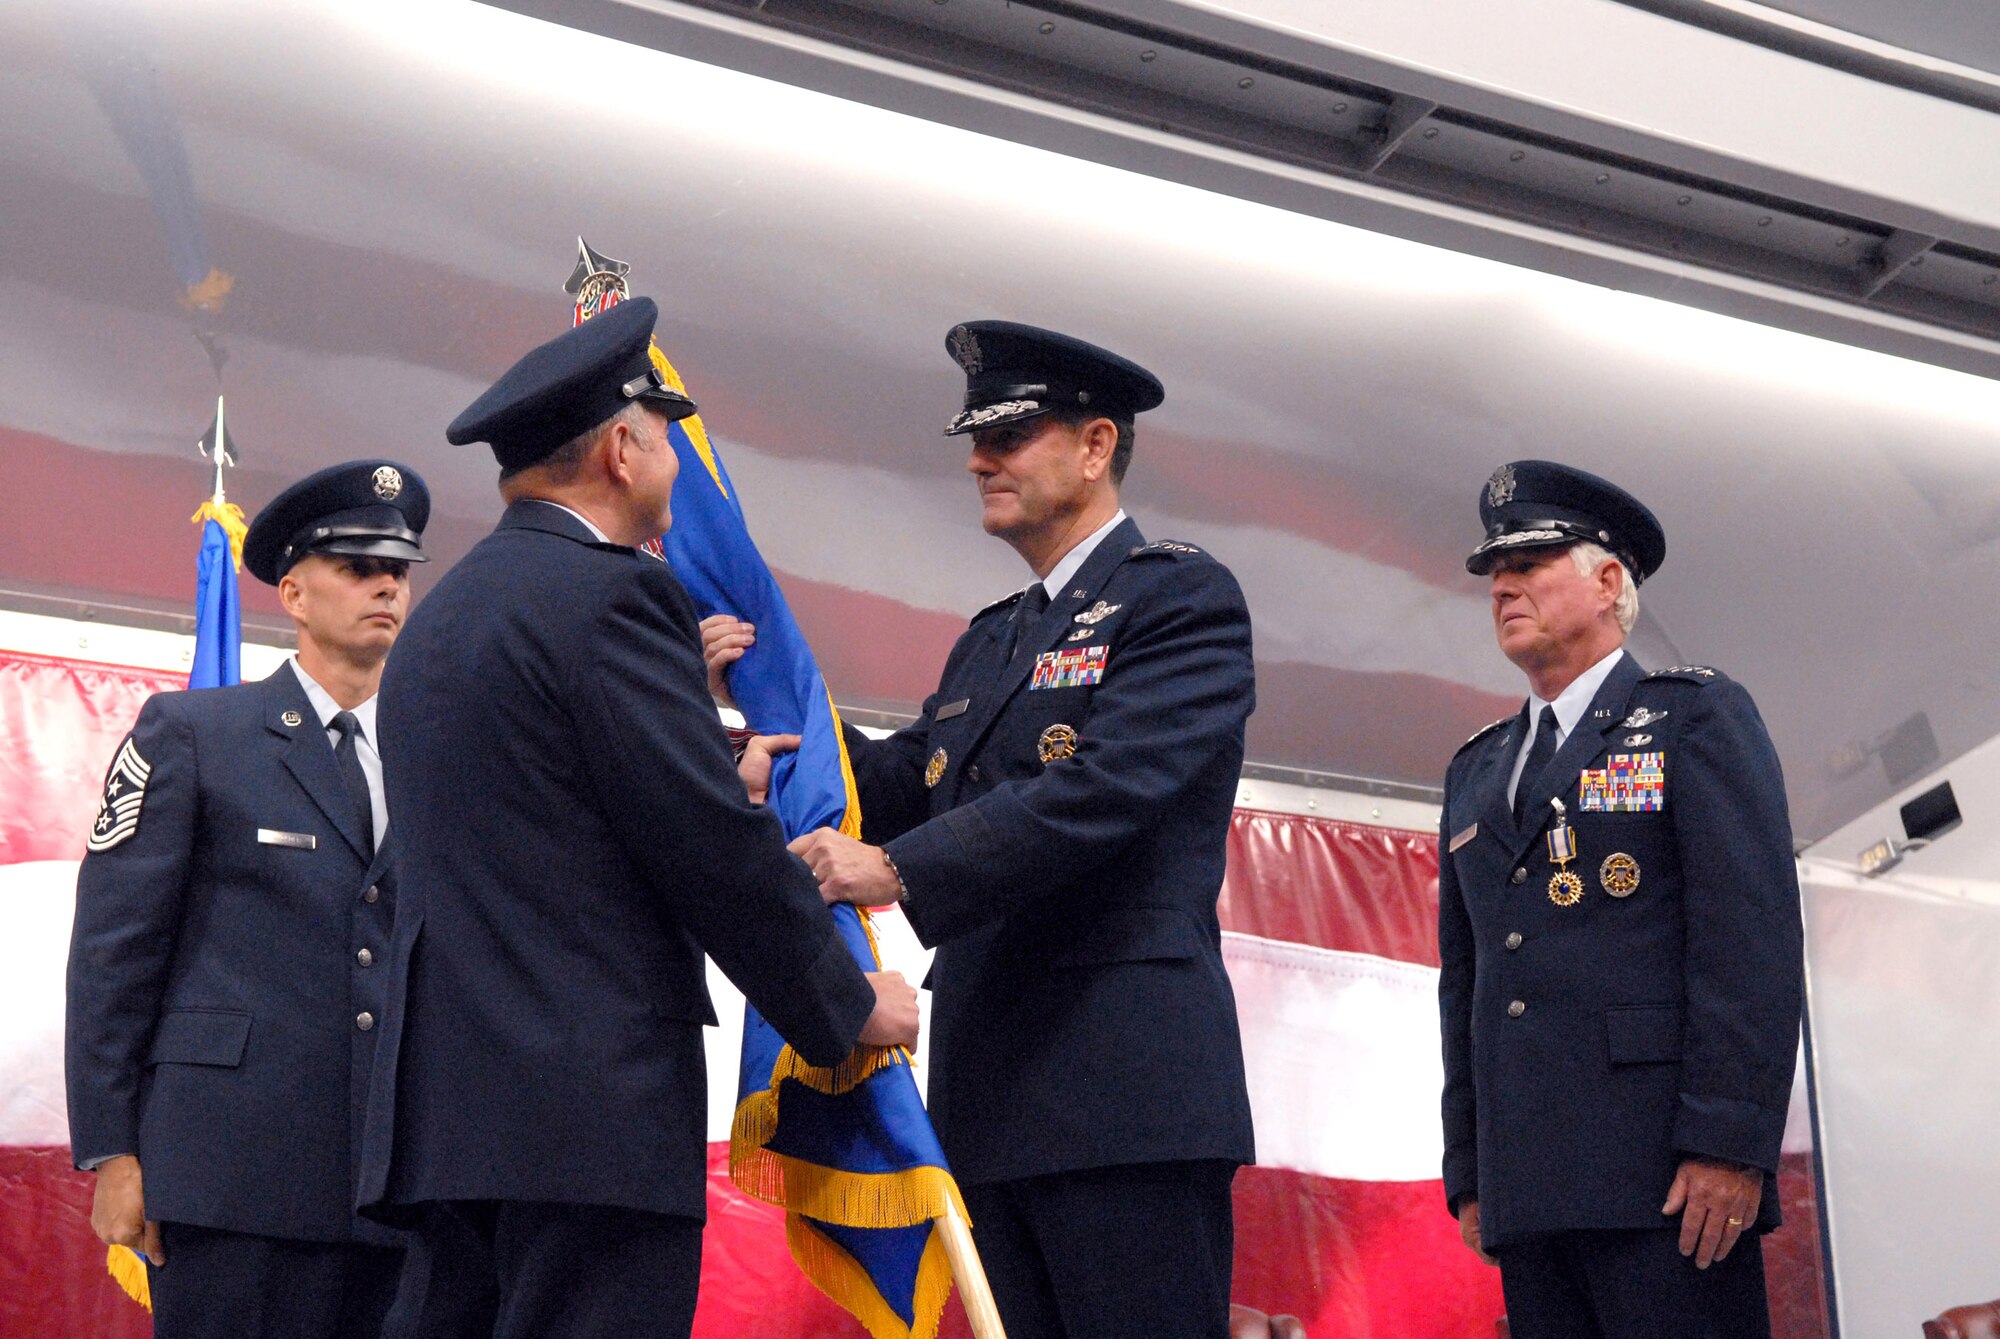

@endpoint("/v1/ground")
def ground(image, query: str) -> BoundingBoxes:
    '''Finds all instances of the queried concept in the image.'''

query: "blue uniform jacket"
[356,502,874,1223]
[845,517,1257,1186]
[65,666,399,1244]
[1436,652,1804,1249]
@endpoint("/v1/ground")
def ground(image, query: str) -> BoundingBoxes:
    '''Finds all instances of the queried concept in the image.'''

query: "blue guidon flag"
[566,242,968,1339]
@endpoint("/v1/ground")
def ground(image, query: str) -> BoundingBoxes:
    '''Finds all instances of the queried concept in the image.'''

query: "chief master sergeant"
[1437,460,1804,1338]
[67,459,431,1338]
[711,321,1257,1339]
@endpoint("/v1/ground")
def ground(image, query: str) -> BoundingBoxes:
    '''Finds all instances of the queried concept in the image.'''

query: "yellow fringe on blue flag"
[647,341,727,498]
[189,496,248,572]
[106,1244,151,1310]
[787,1216,957,1339]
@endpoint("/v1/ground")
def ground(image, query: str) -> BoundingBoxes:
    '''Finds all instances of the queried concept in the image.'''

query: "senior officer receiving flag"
[358,292,918,1339]
[565,242,997,1339]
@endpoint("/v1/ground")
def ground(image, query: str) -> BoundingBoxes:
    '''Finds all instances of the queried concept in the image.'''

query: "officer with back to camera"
[354,297,919,1339]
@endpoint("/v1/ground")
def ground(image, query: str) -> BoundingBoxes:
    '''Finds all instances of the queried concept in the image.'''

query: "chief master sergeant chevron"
[353,297,919,1339]
[712,321,1257,1339]
[1436,460,1804,1339]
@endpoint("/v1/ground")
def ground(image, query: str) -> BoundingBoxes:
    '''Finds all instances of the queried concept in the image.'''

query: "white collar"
[1039,509,1127,600]
[290,659,378,741]
[528,498,611,544]
[1529,646,1626,740]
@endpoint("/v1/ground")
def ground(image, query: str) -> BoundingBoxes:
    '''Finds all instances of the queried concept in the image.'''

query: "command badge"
[1600,853,1641,897]
[1038,723,1079,764]
[924,748,947,788]
[85,736,151,853]
[372,465,403,500]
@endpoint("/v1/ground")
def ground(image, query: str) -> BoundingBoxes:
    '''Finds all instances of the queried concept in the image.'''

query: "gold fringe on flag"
[787,1215,957,1339]
[648,341,728,498]
[190,496,249,572]
[106,1244,152,1310]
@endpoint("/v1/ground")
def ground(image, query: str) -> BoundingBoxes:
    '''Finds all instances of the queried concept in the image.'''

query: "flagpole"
[936,1200,1008,1339]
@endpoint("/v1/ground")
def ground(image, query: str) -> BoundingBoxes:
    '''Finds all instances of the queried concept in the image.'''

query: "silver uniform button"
[1507,1000,1526,1018]
[356,1011,375,1031]
[356,948,374,967]
[1505,932,1523,950]
[363,885,380,904]
[1510,867,1527,885]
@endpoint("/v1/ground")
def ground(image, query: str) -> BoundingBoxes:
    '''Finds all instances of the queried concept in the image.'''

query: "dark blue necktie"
[1010,584,1050,661]
[330,711,375,854]
[1512,705,1562,827]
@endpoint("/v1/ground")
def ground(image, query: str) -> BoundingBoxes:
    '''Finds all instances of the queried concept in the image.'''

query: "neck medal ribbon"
[1546,797,1584,907]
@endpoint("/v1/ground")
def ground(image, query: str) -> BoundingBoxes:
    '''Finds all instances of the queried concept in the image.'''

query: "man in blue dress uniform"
[354,297,919,1339]
[713,321,1257,1339]
[67,459,431,1337]
[1436,460,1804,1338]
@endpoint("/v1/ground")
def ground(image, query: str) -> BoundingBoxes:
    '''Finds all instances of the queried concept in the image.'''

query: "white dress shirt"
[290,659,388,841]
[1038,509,1128,601]
[1505,647,1626,810]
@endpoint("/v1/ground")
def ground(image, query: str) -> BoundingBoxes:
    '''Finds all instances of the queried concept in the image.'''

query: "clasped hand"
[789,828,903,908]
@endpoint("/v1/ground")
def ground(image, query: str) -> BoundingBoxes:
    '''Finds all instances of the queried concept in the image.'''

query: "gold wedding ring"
[1726,1217,1744,1226]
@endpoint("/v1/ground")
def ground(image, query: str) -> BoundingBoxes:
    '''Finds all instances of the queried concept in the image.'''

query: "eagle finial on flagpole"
[566,237,632,327]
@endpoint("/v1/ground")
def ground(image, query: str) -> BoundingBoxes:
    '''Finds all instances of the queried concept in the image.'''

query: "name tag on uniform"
[1449,823,1478,852]
[935,699,971,721]
[257,829,316,850]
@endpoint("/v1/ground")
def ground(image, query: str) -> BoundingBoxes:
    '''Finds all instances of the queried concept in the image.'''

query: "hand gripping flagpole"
[566,241,1005,1339]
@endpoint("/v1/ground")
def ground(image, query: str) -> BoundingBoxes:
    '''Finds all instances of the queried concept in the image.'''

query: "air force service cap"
[446,296,696,471]
[943,320,1165,436]
[243,459,431,586]
[1467,459,1666,584]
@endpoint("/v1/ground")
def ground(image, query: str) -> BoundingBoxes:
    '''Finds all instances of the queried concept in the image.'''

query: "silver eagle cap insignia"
[1486,464,1517,507]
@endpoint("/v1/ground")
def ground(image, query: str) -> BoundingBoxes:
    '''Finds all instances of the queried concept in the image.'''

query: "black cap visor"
[281,523,428,578]
[621,365,699,423]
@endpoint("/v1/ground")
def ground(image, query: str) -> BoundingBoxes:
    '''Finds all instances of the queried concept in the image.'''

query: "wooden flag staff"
[937,1198,1008,1339]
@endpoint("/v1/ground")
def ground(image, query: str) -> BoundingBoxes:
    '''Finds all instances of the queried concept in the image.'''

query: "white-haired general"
[1437,459,1805,1339]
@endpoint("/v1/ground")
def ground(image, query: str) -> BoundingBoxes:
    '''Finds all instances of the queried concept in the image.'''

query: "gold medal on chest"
[1546,798,1584,907]
[924,748,947,788]
[1600,852,1640,897]
[1037,723,1079,764]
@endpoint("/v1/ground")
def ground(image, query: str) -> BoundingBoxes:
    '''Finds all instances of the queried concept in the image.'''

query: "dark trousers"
[146,1222,403,1339]
[1498,1227,1771,1339]
[381,1199,702,1339]
[960,1159,1237,1339]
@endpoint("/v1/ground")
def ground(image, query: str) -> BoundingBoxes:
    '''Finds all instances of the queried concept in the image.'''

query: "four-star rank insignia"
[85,735,151,853]
[924,748,948,789]
[1038,723,1080,764]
